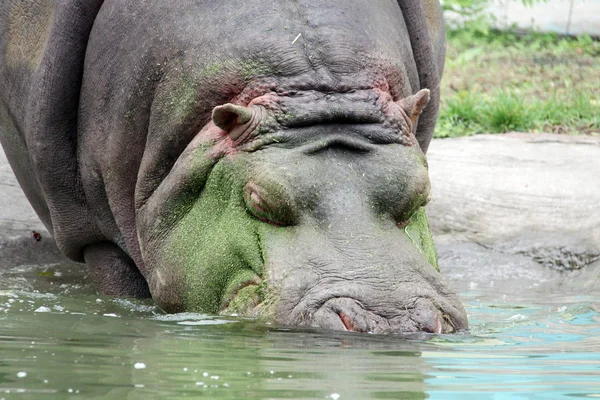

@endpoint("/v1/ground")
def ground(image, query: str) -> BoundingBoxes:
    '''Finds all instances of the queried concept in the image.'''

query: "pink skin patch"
[204,89,418,151]
[191,92,282,161]
[185,120,237,161]
[396,220,410,229]
[192,66,422,162]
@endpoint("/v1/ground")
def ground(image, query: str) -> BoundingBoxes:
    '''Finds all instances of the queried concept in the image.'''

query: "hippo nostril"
[406,298,452,334]
[338,311,358,332]
[442,314,457,333]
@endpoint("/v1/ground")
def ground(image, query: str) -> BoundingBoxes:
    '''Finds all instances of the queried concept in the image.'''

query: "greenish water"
[1,259,599,400]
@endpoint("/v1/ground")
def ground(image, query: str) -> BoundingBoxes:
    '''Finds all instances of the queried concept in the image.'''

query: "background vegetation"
[436,0,600,137]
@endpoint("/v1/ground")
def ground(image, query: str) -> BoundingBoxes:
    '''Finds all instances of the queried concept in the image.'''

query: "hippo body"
[0,0,467,333]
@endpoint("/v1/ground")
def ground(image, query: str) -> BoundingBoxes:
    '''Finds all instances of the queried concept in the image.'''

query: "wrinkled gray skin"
[0,0,467,333]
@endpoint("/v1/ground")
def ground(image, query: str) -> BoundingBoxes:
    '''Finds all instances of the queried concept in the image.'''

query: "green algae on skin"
[222,281,262,315]
[162,156,275,314]
[168,80,197,119]
[164,62,223,120]
[404,207,439,272]
[199,62,222,79]
[159,143,439,315]
[253,279,280,321]
[148,141,219,235]
[241,60,275,80]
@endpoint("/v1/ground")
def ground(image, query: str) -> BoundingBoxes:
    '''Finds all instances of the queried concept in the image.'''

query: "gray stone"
[0,143,63,267]
[0,144,46,240]
[427,133,600,271]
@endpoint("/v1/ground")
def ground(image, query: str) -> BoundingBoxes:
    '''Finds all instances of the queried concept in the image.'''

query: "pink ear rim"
[399,89,431,126]
[212,103,253,132]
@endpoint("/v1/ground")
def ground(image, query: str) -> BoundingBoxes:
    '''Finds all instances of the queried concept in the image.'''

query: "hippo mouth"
[219,274,264,316]
[221,291,459,334]
[219,275,462,334]
[310,297,458,334]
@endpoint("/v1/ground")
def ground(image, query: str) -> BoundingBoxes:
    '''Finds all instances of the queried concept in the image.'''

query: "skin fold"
[0,0,467,333]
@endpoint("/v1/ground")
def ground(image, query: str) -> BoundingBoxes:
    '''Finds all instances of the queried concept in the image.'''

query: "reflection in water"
[1,259,599,399]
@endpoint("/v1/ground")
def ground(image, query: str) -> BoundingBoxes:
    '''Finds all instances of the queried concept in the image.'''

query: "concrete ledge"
[0,144,62,267]
[0,145,47,240]
[427,133,600,270]
[490,0,600,37]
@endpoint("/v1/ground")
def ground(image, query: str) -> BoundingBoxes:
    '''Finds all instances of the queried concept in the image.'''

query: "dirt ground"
[440,34,600,135]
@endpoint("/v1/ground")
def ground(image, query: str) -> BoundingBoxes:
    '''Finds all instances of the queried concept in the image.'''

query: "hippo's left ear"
[398,89,430,128]
[212,103,253,132]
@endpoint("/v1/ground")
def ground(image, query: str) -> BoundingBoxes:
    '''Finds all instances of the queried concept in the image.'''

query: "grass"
[436,29,600,138]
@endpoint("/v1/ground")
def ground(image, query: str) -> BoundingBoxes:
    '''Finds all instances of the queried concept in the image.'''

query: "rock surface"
[427,133,600,274]
[0,146,63,267]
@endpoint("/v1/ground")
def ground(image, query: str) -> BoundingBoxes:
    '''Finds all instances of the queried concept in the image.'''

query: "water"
[1,249,600,399]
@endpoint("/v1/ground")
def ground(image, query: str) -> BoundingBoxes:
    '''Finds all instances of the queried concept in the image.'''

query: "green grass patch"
[482,92,533,132]
[436,29,600,138]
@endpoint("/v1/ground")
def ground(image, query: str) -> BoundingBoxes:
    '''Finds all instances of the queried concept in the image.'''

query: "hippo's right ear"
[398,89,430,128]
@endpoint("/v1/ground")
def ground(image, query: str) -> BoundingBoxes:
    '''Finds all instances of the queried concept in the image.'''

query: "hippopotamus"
[0,0,468,333]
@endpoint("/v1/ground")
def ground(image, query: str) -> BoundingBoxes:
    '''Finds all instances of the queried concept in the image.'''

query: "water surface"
[1,248,599,399]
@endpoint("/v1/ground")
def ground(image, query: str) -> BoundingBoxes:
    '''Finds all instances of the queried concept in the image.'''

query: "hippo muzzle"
[261,202,468,334]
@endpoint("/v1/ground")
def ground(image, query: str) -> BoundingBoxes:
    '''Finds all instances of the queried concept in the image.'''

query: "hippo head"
[136,84,468,334]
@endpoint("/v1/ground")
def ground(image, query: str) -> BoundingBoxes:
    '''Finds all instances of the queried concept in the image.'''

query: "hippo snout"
[279,276,467,335]
[136,87,469,333]
[311,297,459,334]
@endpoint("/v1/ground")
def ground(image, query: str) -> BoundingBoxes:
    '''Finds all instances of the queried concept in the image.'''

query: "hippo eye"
[244,182,298,226]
